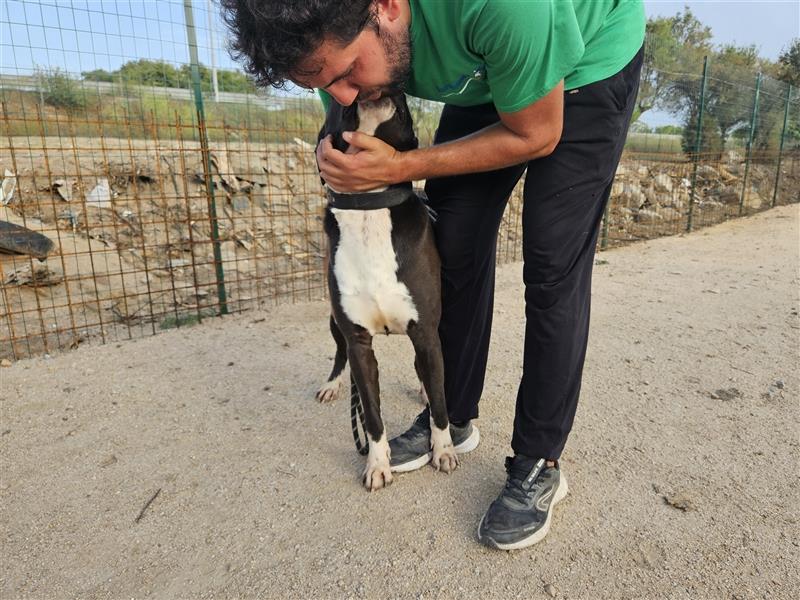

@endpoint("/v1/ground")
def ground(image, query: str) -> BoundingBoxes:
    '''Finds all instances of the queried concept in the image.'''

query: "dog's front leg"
[347,327,393,491]
[408,323,458,473]
[316,315,348,402]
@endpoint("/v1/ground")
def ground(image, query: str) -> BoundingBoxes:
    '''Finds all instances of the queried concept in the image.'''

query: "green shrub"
[38,68,88,112]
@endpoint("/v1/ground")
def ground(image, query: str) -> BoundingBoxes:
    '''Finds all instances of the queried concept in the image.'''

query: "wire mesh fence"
[1,1,798,361]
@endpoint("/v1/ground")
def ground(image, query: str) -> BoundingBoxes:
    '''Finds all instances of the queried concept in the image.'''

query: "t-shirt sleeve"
[471,0,585,113]
[318,89,332,112]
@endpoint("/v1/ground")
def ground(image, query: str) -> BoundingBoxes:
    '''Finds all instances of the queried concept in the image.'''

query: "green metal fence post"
[183,0,228,315]
[687,55,708,233]
[771,84,792,208]
[739,72,762,216]
[600,199,610,250]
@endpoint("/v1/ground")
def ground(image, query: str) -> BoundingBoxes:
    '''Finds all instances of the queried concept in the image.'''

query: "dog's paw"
[430,424,458,474]
[363,433,393,491]
[363,463,393,491]
[431,445,459,474]
[315,375,342,403]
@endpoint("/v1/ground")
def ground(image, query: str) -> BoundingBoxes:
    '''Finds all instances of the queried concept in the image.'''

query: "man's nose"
[326,80,359,106]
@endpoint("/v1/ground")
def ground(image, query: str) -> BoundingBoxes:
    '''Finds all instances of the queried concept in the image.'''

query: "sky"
[644,0,799,61]
[0,1,797,86]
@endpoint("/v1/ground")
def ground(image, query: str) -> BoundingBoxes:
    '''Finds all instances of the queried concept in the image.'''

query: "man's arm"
[316,81,564,192]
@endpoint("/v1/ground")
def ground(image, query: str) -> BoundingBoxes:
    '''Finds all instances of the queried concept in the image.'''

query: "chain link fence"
[1,1,798,360]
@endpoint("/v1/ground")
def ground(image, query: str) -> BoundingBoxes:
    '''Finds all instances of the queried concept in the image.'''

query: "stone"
[654,173,673,193]
[636,209,663,222]
[717,186,740,205]
[663,492,695,512]
[220,240,237,264]
[745,190,763,210]
[2,169,16,205]
[709,387,742,401]
[697,165,718,179]
[622,182,646,207]
[659,207,682,220]
[231,194,251,212]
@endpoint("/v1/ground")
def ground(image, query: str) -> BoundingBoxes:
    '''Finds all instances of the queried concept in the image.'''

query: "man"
[222,0,645,550]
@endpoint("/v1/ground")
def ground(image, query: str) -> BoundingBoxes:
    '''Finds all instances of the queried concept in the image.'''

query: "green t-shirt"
[320,0,644,113]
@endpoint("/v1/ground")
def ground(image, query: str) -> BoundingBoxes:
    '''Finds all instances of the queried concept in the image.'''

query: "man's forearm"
[397,118,560,183]
[317,83,564,192]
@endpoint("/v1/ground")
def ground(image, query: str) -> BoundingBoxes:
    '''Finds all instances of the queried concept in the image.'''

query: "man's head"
[221,0,412,106]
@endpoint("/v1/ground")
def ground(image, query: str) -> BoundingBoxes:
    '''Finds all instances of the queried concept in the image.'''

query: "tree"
[776,38,800,87]
[80,59,259,95]
[81,69,114,83]
[639,8,713,118]
[38,68,88,112]
[178,64,258,94]
[116,59,183,87]
[706,45,760,148]
[681,108,723,159]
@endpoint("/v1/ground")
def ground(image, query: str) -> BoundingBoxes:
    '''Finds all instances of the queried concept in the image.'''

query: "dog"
[315,94,458,491]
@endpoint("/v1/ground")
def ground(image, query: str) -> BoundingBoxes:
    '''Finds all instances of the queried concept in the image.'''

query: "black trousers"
[424,47,643,459]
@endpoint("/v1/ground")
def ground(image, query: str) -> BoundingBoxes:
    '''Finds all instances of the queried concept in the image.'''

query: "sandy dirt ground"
[1,204,798,599]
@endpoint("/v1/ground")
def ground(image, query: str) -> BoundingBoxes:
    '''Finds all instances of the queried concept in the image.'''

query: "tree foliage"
[776,38,800,87]
[82,59,258,94]
[639,8,712,118]
[38,68,89,112]
[643,7,797,159]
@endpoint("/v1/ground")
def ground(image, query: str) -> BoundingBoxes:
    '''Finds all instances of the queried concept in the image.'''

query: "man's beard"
[356,25,411,102]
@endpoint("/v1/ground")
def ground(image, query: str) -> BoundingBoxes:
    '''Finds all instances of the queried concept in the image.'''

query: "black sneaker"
[389,408,481,473]
[477,456,568,550]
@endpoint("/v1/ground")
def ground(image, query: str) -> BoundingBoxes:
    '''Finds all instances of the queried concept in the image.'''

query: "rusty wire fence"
[1,1,798,361]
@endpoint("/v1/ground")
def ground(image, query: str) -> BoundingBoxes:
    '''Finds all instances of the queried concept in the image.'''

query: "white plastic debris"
[2,169,17,205]
[85,178,111,207]
[52,179,73,202]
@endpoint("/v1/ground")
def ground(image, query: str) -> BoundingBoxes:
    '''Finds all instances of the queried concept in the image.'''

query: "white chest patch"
[329,97,417,335]
[332,209,418,335]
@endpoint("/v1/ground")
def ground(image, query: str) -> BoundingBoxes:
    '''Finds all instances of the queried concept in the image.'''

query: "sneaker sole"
[390,426,481,473]
[477,474,569,551]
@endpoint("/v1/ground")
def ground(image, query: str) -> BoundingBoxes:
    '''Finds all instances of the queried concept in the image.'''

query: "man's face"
[294,21,411,106]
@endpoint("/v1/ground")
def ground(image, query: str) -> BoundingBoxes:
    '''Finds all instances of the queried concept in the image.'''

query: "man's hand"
[316,132,402,192]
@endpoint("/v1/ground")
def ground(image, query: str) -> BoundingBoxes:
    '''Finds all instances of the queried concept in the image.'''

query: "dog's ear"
[318,102,339,145]
[317,102,345,186]
[319,100,358,154]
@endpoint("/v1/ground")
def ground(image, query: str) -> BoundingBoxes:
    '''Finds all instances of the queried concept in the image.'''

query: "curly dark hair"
[220,0,377,90]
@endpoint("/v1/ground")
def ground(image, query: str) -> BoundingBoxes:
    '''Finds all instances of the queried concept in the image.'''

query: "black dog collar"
[327,182,414,210]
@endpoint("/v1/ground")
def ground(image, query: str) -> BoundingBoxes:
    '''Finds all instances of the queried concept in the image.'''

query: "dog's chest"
[332,209,418,335]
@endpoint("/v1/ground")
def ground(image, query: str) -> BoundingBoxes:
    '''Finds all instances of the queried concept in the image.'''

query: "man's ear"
[376,0,403,23]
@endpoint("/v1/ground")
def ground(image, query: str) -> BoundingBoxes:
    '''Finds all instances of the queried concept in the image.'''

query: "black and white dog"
[315,95,458,491]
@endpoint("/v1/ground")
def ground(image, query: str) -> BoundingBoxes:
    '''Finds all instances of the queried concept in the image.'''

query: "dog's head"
[318,94,418,155]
